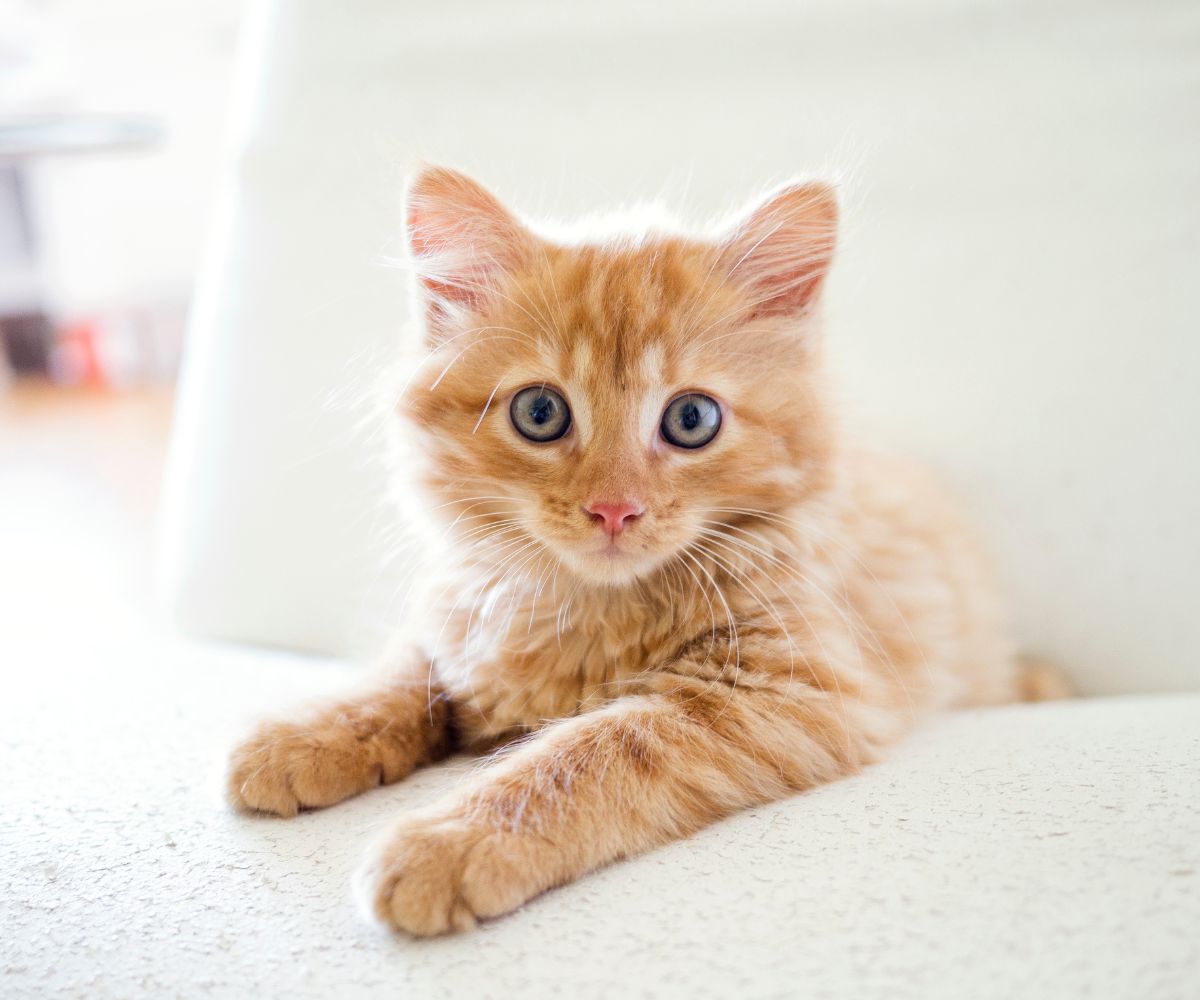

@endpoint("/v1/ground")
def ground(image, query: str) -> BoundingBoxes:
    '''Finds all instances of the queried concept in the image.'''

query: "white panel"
[161,0,1200,693]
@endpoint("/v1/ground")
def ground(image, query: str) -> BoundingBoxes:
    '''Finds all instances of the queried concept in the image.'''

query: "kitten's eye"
[510,386,572,442]
[660,393,722,449]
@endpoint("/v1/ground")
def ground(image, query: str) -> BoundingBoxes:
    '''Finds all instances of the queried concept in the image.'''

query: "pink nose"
[584,500,645,538]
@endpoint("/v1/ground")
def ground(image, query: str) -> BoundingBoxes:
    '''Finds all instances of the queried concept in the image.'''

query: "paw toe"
[458,831,549,920]
[359,817,552,936]
[360,817,482,936]
[226,721,381,817]
[227,744,300,817]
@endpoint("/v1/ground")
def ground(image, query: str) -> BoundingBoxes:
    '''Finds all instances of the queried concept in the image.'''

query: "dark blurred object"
[0,114,164,383]
[0,312,51,375]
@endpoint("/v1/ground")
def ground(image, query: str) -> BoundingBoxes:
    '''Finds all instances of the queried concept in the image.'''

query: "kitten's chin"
[555,545,668,587]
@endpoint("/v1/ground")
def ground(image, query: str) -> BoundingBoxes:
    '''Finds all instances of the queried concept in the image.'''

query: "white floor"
[4,628,1198,999]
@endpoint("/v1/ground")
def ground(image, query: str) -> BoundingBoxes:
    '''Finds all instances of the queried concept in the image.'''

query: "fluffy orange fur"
[228,166,1037,936]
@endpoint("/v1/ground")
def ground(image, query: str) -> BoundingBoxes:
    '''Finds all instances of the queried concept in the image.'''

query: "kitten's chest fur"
[427,576,684,746]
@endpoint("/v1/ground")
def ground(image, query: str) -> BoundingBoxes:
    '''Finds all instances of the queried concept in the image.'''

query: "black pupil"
[529,396,554,424]
[679,401,701,431]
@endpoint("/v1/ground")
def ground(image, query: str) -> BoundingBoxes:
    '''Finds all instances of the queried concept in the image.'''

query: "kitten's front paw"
[227,718,383,818]
[357,813,554,936]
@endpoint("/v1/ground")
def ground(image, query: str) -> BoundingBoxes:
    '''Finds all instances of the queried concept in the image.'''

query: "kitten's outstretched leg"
[360,670,874,935]
[227,656,450,817]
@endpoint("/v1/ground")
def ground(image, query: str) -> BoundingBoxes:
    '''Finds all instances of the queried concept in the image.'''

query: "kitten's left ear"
[718,181,839,320]
[404,166,534,339]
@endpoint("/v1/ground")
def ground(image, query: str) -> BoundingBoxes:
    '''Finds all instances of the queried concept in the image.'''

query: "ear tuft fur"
[719,181,839,320]
[404,166,533,339]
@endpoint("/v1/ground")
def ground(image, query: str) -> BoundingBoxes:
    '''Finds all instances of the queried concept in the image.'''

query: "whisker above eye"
[428,335,529,391]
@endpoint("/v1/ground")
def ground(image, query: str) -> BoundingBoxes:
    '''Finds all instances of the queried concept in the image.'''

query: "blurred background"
[0,0,240,386]
[1,0,242,637]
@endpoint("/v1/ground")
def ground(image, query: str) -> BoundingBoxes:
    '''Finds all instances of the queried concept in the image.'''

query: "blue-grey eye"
[661,393,722,449]
[510,386,571,442]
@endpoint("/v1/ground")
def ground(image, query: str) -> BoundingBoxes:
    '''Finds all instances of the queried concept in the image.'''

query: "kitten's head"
[398,167,838,586]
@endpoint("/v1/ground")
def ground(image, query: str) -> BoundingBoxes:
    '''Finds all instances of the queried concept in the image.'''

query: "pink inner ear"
[738,253,827,319]
[406,205,489,309]
[721,183,839,321]
[405,168,530,317]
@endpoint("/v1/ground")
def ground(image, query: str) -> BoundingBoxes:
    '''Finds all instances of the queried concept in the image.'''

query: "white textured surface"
[4,639,1197,999]
[161,0,1200,695]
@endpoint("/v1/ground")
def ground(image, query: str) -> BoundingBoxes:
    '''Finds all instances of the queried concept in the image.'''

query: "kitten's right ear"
[404,166,532,341]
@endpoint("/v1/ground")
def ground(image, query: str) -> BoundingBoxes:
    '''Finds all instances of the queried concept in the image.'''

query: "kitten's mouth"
[551,534,665,585]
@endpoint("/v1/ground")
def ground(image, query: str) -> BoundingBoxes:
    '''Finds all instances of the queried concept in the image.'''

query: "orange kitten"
[228,166,1037,936]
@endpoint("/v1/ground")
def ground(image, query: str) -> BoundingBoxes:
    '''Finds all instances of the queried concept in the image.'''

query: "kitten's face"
[399,169,837,586]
